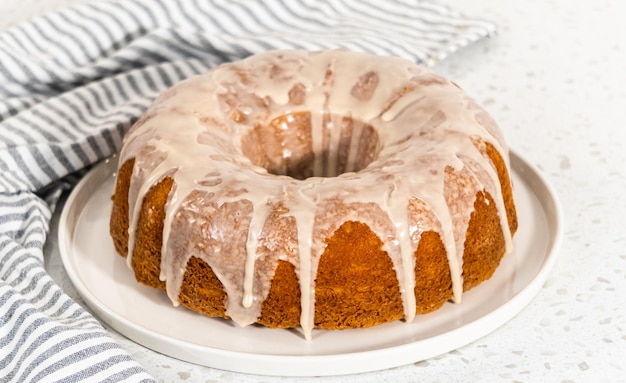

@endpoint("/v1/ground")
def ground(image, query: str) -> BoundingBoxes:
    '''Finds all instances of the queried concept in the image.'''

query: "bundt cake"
[109,50,518,340]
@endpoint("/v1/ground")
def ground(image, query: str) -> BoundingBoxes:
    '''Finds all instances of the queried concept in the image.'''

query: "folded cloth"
[0,0,495,381]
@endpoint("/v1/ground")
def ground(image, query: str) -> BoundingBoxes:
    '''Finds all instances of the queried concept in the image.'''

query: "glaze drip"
[118,50,514,340]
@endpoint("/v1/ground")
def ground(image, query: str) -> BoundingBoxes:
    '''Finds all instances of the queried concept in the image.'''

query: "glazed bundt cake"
[109,50,518,339]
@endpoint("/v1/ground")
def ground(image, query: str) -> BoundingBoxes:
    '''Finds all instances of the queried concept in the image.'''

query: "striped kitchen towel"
[0,0,495,381]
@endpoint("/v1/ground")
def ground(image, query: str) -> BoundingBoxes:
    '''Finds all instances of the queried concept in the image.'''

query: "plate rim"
[58,149,563,376]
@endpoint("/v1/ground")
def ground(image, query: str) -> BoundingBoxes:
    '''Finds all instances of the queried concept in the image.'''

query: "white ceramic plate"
[58,150,562,377]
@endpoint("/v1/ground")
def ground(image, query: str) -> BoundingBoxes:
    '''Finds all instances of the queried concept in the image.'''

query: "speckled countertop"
[4,0,625,382]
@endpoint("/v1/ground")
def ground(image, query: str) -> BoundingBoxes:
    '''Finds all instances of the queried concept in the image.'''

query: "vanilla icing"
[118,50,514,340]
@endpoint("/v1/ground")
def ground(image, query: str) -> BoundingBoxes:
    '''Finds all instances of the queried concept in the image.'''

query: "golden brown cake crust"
[109,143,517,329]
[314,221,404,329]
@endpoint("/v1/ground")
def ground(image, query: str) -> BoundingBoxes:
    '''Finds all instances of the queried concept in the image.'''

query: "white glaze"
[117,50,513,340]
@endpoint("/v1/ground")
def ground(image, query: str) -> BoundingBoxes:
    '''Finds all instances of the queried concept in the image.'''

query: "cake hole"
[241,111,381,180]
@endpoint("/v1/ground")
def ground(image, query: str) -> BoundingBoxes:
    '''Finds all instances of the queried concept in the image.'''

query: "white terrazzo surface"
[3,0,626,382]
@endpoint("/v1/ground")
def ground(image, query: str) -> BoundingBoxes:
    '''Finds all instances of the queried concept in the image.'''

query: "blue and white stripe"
[0,0,495,381]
